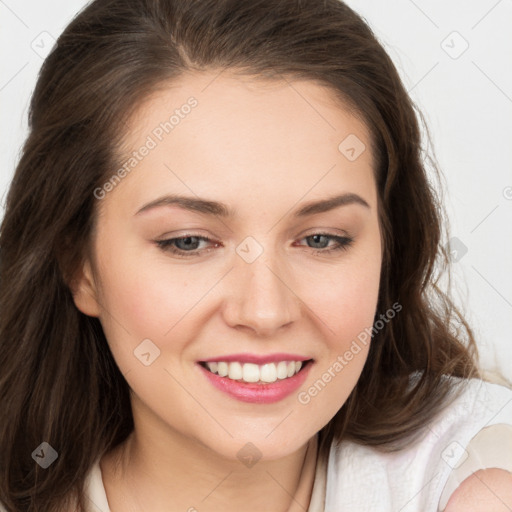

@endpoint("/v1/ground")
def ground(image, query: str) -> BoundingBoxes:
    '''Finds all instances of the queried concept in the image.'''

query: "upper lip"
[199,353,313,365]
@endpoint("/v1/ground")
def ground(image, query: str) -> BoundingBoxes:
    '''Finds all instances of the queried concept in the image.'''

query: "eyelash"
[155,233,354,257]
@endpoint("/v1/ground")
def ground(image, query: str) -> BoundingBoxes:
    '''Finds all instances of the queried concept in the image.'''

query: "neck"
[101,426,319,512]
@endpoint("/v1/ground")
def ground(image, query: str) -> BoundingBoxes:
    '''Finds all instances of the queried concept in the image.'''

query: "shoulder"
[324,376,512,511]
[444,468,512,512]
[440,421,512,511]
[436,378,512,511]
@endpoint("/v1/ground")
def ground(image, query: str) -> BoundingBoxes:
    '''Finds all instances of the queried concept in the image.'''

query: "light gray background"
[1,0,511,377]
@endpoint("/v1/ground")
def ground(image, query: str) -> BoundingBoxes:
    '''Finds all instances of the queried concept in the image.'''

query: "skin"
[73,70,383,511]
[445,469,512,512]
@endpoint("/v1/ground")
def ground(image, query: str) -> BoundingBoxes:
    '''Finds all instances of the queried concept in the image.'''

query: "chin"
[197,427,314,465]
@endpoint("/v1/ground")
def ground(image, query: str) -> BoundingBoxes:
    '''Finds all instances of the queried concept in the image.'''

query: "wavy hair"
[0,0,482,510]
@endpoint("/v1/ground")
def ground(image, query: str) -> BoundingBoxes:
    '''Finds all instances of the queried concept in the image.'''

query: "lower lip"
[197,361,313,404]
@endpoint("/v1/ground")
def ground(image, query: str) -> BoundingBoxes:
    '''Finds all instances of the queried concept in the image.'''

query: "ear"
[70,259,102,318]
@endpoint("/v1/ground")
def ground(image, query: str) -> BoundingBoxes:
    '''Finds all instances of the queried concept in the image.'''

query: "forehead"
[104,70,377,218]
[124,69,373,155]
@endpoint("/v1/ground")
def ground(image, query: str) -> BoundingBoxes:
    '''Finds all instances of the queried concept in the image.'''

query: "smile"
[200,360,306,383]
[197,358,314,404]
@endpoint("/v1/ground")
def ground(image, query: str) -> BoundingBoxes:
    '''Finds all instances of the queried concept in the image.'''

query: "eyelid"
[299,226,352,238]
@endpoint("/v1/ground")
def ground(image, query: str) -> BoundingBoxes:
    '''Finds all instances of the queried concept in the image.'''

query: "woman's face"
[75,70,382,461]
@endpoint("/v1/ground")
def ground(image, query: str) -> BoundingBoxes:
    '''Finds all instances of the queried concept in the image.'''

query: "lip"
[199,353,312,364]
[197,359,314,404]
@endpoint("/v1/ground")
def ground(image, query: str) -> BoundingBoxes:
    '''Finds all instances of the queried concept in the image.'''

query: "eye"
[155,232,354,258]
[155,235,218,257]
[296,233,354,254]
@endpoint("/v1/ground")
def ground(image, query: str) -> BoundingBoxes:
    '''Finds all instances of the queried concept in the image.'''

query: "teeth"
[243,363,260,383]
[228,362,243,380]
[217,362,228,377]
[204,360,305,383]
[276,361,288,379]
[260,363,277,383]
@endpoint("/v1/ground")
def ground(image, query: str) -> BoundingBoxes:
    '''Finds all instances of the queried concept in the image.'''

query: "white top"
[323,377,512,512]
[1,377,511,511]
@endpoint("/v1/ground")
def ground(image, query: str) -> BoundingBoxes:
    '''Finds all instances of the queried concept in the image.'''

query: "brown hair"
[0,0,482,510]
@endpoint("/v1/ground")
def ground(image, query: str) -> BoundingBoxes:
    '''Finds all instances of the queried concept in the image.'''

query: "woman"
[0,1,511,511]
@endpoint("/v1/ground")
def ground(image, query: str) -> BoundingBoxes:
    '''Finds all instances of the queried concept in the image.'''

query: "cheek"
[294,254,380,422]
[301,253,381,344]
[95,235,202,339]
[296,219,382,338]
[296,279,377,430]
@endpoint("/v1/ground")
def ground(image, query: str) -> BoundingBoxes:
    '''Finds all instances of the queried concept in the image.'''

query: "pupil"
[310,235,326,248]
[177,237,199,250]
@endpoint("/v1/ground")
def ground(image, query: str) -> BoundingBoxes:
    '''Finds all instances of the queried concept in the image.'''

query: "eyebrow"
[135,192,370,218]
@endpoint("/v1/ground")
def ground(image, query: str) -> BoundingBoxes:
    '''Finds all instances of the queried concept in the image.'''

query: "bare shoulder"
[444,468,512,512]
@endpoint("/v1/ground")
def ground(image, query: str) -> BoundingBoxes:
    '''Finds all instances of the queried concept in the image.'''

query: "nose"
[221,248,302,337]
